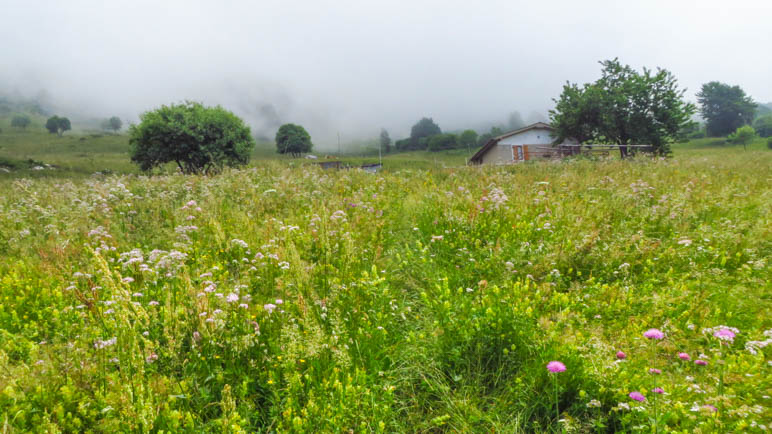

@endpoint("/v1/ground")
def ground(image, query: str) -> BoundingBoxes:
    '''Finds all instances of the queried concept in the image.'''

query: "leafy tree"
[727,125,756,150]
[697,82,756,137]
[410,117,441,144]
[753,115,772,138]
[275,123,313,157]
[379,128,391,153]
[128,101,255,174]
[103,116,123,132]
[11,114,30,129]
[428,133,458,152]
[45,116,71,136]
[459,129,478,151]
[550,58,695,157]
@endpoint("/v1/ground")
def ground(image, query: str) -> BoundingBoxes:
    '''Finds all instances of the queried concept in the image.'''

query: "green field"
[0,125,770,432]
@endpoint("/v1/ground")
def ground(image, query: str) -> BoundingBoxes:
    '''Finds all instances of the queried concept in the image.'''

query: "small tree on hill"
[728,125,756,150]
[409,117,441,149]
[459,129,478,150]
[104,116,122,132]
[45,116,71,136]
[11,114,30,129]
[129,101,255,174]
[275,123,313,157]
[380,128,391,153]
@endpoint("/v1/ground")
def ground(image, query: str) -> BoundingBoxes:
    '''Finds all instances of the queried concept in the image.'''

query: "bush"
[11,114,30,129]
[128,101,255,174]
[754,115,772,138]
[428,133,458,151]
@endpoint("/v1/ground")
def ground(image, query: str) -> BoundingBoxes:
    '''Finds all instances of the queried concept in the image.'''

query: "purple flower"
[653,387,664,394]
[678,352,690,361]
[713,327,736,343]
[238,303,248,309]
[702,404,717,413]
[643,328,665,340]
[616,351,626,359]
[649,368,662,375]
[629,391,646,402]
[148,300,159,306]
[695,359,708,366]
[226,293,239,303]
[546,361,566,373]
[263,303,277,314]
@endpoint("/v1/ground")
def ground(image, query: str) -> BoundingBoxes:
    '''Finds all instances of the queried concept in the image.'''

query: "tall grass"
[0,149,770,431]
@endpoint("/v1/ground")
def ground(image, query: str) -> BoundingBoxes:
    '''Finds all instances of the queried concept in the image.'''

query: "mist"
[2,0,770,149]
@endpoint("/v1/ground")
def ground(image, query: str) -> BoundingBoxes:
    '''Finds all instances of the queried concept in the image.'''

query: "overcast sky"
[1,0,770,146]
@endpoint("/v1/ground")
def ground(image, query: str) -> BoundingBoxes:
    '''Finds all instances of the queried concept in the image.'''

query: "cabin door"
[513,145,524,161]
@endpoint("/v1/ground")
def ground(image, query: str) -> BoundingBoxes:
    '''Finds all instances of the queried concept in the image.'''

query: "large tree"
[550,59,695,157]
[45,115,71,136]
[102,116,122,132]
[410,117,441,142]
[697,82,756,137]
[275,123,313,157]
[129,101,255,174]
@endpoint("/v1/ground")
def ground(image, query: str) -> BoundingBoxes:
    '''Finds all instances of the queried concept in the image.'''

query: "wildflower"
[587,399,602,408]
[643,328,665,339]
[94,337,117,349]
[264,303,277,314]
[148,300,159,306]
[193,331,201,342]
[546,361,566,373]
[695,359,708,366]
[431,235,443,242]
[213,309,223,315]
[629,392,646,402]
[239,303,248,309]
[109,357,119,363]
[616,351,626,359]
[275,299,283,305]
[653,387,664,394]
[702,404,717,413]
[132,292,143,297]
[146,353,158,363]
[226,293,239,303]
[205,318,214,323]
[649,368,662,375]
[678,352,691,360]
[142,331,149,336]
[677,239,693,246]
[713,327,737,343]
[104,309,114,314]
[122,277,134,283]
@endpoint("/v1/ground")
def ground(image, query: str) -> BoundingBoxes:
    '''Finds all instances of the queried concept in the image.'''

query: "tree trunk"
[619,144,629,159]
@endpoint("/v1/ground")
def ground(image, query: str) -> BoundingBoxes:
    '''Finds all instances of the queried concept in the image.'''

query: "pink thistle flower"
[546,361,566,373]
[629,391,646,402]
[695,359,708,366]
[653,387,664,394]
[643,328,665,340]
[678,352,690,360]
[616,351,626,359]
[649,368,662,375]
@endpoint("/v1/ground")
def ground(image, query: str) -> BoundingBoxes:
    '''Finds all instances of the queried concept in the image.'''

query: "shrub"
[128,101,255,174]
[11,114,30,129]
[428,133,458,151]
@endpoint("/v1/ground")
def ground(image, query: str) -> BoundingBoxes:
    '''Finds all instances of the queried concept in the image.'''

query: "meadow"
[0,127,770,432]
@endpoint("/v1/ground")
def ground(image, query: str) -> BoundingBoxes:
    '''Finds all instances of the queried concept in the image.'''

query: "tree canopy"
[45,116,71,136]
[128,101,255,174]
[697,82,756,137]
[11,114,30,129]
[550,58,695,157]
[427,133,458,152]
[275,123,313,157]
[459,129,478,150]
[410,117,441,142]
[753,115,772,138]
